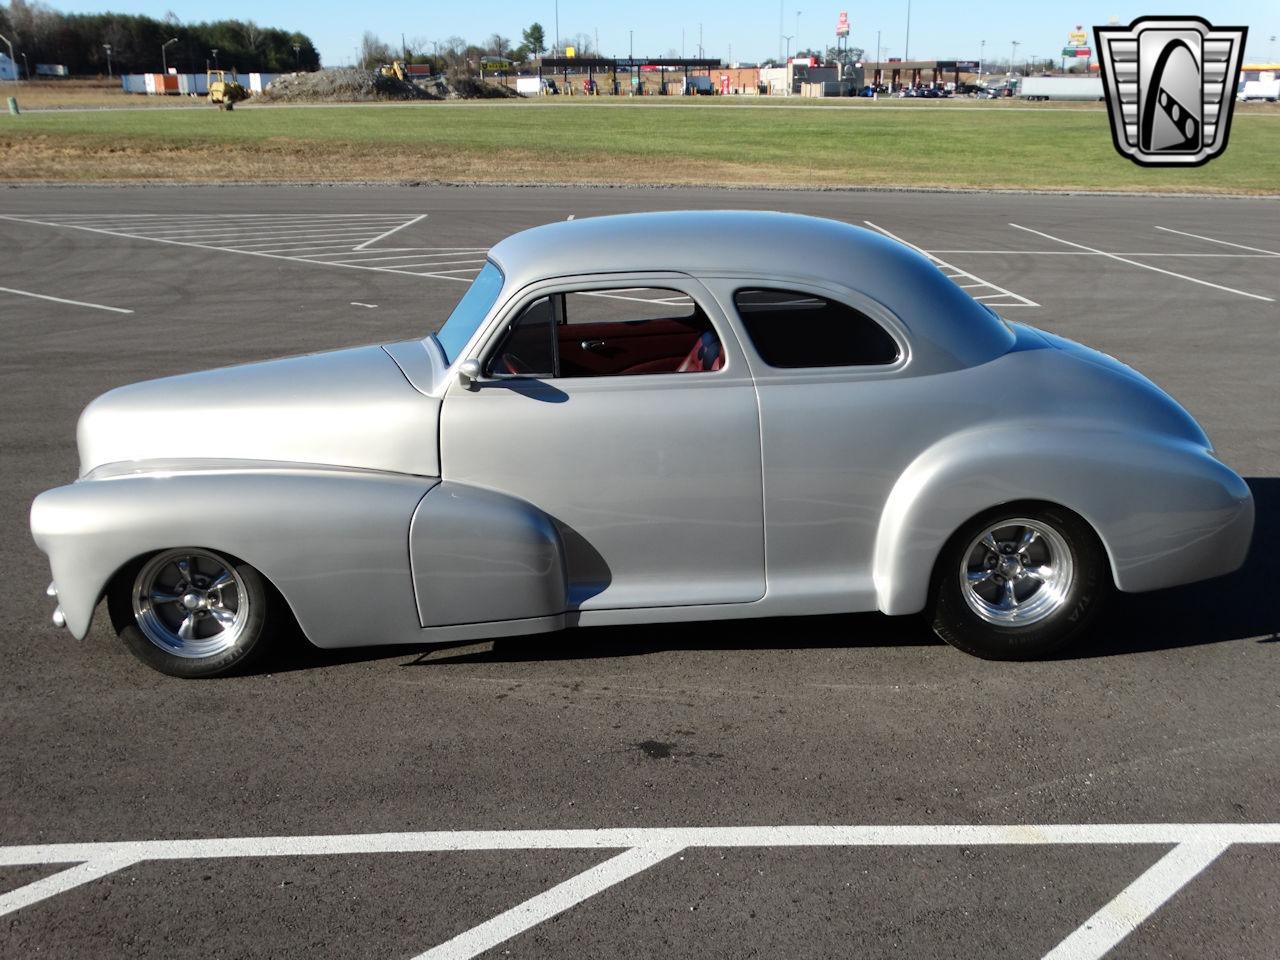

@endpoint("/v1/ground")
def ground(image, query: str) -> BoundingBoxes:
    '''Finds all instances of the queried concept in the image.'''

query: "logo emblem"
[1094,16,1247,167]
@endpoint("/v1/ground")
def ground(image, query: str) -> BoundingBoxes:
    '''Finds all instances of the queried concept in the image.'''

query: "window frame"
[475,275,735,385]
[720,280,911,379]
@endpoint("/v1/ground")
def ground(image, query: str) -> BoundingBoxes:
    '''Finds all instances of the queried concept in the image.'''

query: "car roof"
[487,210,1014,372]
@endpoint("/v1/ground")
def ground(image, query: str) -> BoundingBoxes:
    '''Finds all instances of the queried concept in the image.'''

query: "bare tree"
[486,33,510,58]
[240,19,263,52]
[360,30,393,68]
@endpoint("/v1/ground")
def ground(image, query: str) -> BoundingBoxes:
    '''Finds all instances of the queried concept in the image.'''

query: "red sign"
[836,12,850,37]
[1074,47,1091,57]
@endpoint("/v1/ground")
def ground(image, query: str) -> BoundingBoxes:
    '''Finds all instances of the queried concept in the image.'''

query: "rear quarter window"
[733,288,900,368]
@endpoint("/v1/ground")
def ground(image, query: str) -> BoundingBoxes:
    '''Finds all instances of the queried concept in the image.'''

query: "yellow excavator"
[207,69,249,110]
[378,60,407,81]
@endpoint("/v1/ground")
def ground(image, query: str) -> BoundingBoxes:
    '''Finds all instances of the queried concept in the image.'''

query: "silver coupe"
[31,212,1254,677]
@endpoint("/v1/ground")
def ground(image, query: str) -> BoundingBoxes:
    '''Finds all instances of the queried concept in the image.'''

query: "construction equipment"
[378,60,407,81]
[207,69,249,110]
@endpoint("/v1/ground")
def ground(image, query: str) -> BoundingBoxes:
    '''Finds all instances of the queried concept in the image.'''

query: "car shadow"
[256,477,1276,674]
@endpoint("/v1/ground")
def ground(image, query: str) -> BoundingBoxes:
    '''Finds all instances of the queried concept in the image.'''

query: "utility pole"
[698,22,703,58]
[629,29,633,94]
[292,42,301,69]
[161,37,178,74]
[979,39,985,80]
[554,0,560,57]
[103,43,113,78]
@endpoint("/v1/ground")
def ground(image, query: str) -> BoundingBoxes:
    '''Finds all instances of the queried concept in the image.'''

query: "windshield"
[431,261,504,364]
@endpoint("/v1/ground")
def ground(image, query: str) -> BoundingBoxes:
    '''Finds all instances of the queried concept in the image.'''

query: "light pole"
[21,52,28,79]
[905,0,912,61]
[628,29,633,95]
[778,0,784,63]
[103,43,113,78]
[554,0,560,57]
[211,47,219,70]
[783,35,793,61]
[795,11,801,58]
[161,37,177,74]
[1010,40,1020,76]
[292,42,300,69]
[979,39,985,80]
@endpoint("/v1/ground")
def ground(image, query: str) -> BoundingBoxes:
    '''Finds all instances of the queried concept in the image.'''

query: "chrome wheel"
[132,549,249,659]
[959,518,1074,626]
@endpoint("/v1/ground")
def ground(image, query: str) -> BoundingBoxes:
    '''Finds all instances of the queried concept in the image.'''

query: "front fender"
[873,424,1253,616]
[30,466,435,647]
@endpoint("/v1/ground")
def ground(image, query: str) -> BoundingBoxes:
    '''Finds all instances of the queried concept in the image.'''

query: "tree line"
[360,22,604,72]
[0,0,319,75]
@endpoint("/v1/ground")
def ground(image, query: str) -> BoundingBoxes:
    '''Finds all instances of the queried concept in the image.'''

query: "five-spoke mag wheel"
[930,505,1108,660]
[133,549,249,658]
[960,519,1074,627]
[109,547,273,678]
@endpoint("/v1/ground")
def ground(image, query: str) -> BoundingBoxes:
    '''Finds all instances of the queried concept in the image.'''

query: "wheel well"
[928,499,1112,597]
[103,547,307,642]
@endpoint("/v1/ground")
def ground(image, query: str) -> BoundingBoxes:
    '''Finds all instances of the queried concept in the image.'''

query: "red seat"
[677,331,724,373]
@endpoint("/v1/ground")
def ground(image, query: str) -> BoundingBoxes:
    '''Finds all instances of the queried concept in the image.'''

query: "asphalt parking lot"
[1,184,1277,959]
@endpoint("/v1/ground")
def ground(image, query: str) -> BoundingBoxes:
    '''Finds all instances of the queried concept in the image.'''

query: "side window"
[489,296,556,377]
[733,288,900,368]
[491,288,725,379]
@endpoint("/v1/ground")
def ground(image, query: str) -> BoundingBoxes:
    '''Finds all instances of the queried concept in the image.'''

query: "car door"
[700,277,911,614]
[438,273,765,611]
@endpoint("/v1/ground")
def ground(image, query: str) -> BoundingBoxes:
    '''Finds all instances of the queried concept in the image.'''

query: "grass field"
[2,98,1278,193]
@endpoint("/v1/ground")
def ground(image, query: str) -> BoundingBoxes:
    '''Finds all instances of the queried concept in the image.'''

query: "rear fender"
[873,424,1252,615]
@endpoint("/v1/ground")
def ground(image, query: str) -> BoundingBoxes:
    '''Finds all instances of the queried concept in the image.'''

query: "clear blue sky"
[39,0,1280,67]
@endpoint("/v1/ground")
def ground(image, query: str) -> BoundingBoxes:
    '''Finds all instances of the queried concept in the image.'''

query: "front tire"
[108,548,272,678]
[928,505,1110,660]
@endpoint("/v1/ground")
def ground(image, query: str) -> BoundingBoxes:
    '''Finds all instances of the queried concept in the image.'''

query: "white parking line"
[1041,841,1229,960]
[1008,223,1275,303]
[1153,225,1280,257]
[0,856,139,917]
[355,214,429,251]
[864,221,1039,308]
[929,249,1280,258]
[0,214,480,283]
[413,845,681,960]
[0,823,1275,960]
[0,285,133,314]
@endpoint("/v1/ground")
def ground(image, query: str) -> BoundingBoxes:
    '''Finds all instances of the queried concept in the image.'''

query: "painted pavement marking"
[0,823,1276,960]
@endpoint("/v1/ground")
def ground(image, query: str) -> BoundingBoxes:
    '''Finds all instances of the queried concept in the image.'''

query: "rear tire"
[108,548,272,678]
[928,504,1110,660]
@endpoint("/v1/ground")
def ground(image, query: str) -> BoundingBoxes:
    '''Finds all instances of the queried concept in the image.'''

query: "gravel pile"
[261,69,436,103]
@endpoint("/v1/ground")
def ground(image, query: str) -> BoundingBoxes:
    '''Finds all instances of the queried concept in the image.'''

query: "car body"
[30,211,1254,673]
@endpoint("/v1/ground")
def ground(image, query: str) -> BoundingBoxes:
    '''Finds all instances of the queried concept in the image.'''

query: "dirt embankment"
[259,69,520,103]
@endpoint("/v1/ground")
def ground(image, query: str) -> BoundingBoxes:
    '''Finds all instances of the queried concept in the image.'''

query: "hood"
[77,345,440,477]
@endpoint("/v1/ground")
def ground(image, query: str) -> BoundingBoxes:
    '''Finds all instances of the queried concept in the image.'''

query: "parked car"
[30,212,1254,677]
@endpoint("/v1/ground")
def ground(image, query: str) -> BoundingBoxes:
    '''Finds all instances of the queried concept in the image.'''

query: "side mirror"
[457,358,483,389]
